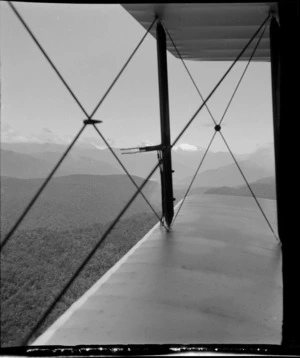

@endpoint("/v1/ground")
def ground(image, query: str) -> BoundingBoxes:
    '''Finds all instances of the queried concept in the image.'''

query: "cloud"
[77,136,115,150]
[1,123,33,143]
[136,140,155,148]
[42,127,54,134]
[1,124,72,144]
[30,128,70,144]
[173,143,198,151]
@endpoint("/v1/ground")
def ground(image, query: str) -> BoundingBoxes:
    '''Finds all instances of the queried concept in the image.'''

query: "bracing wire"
[217,23,279,242]
[8,2,89,118]
[92,124,163,225]
[218,23,268,127]
[1,7,161,341]
[7,2,156,121]
[1,7,159,251]
[0,125,86,251]
[22,18,267,335]
[23,162,161,345]
[172,22,268,220]
[9,10,272,345]
[164,27,217,126]
[220,132,279,242]
[25,17,271,339]
[23,124,164,343]
[173,131,217,223]
[170,13,270,151]
[169,17,278,243]
[89,18,157,119]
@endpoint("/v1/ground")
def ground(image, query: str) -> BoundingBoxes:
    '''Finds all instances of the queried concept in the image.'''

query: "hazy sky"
[1,2,274,154]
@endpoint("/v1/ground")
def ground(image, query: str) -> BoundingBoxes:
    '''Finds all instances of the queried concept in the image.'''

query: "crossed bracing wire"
[166,20,279,243]
[26,14,270,345]
[2,2,272,344]
[169,24,262,220]
[0,3,163,252]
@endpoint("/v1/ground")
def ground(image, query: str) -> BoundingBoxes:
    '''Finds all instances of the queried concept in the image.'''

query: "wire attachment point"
[121,144,162,155]
[83,119,102,125]
[214,124,221,132]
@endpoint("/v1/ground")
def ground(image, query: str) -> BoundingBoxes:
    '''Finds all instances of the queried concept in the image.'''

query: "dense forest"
[1,175,161,235]
[1,212,159,347]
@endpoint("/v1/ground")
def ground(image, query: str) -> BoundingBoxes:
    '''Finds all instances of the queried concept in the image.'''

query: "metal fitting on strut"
[83,119,102,125]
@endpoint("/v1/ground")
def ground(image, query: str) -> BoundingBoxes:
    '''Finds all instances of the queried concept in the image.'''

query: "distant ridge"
[205,176,276,200]
[1,142,274,184]
[1,149,121,179]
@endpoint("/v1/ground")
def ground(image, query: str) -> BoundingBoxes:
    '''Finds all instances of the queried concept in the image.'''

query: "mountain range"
[1,142,275,187]
[1,148,122,179]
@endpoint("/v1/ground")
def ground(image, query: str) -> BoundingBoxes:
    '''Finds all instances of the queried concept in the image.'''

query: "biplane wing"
[2,1,299,354]
[122,3,276,61]
[33,194,281,345]
[31,0,297,350]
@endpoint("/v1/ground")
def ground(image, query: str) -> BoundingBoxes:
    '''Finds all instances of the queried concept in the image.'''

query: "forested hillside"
[0,172,163,346]
[1,212,159,347]
[1,174,161,235]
